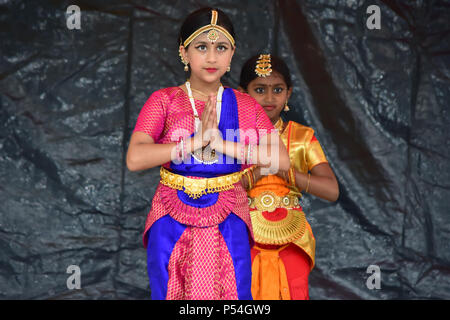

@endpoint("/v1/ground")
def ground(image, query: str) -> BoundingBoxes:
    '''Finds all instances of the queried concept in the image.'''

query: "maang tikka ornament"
[182,10,235,48]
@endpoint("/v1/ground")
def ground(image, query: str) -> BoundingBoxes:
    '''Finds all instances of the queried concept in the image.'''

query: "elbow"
[126,152,140,172]
[329,191,339,202]
[329,182,340,202]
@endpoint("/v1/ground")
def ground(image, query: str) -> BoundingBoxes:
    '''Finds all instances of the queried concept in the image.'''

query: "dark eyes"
[195,45,207,51]
[195,44,228,52]
[254,87,285,94]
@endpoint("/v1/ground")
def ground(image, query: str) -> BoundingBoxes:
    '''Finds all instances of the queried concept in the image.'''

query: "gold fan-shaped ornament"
[250,208,307,245]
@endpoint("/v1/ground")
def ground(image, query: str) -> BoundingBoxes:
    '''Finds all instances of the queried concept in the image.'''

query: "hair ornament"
[183,9,235,47]
[255,54,272,77]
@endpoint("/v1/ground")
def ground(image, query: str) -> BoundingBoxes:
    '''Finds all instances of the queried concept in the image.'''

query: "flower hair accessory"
[255,54,272,77]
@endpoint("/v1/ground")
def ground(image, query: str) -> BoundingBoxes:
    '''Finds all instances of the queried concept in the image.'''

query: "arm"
[216,132,290,172]
[126,132,175,171]
[294,163,339,202]
[243,162,339,202]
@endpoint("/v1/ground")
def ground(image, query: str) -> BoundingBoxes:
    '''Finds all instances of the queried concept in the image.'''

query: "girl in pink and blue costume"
[127,8,290,300]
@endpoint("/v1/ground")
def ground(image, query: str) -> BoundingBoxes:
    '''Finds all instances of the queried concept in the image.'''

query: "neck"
[271,116,281,125]
[188,75,222,95]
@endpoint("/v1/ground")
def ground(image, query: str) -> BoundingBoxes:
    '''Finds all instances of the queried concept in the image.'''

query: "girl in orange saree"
[239,54,339,300]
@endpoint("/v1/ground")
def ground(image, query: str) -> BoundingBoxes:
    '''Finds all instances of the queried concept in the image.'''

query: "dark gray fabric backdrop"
[0,0,449,299]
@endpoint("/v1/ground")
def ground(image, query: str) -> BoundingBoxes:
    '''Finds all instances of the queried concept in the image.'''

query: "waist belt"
[160,166,252,199]
[248,190,300,212]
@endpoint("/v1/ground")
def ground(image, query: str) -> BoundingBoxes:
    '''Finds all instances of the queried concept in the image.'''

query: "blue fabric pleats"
[146,213,253,300]
[146,215,186,300]
[219,213,253,300]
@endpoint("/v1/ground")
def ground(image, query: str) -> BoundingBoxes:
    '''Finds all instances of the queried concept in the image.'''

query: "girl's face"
[245,71,292,122]
[181,31,235,84]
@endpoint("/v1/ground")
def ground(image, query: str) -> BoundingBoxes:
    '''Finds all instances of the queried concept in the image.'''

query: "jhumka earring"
[179,45,189,72]
[284,101,290,112]
[227,66,231,72]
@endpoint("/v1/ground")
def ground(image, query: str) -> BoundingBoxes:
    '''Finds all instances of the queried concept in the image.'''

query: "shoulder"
[286,121,315,143]
[287,121,314,133]
[147,87,183,101]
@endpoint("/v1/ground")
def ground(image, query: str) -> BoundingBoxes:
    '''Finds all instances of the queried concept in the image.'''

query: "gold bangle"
[305,173,311,193]
[251,168,257,184]
[288,168,296,187]
[245,171,253,190]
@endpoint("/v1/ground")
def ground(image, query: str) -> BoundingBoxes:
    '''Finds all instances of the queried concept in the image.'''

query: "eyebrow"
[193,41,230,46]
[253,83,286,87]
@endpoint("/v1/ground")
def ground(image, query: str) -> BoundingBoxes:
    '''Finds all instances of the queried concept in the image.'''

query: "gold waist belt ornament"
[248,190,300,212]
[249,190,306,245]
[160,166,252,199]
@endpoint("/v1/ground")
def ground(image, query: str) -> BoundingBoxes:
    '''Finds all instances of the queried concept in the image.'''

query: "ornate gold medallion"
[253,190,280,212]
[207,28,219,44]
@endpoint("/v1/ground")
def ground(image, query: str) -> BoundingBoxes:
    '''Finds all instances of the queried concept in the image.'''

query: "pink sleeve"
[133,91,166,142]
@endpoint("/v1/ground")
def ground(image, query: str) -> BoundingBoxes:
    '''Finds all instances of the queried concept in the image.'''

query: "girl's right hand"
[189,94,216,151]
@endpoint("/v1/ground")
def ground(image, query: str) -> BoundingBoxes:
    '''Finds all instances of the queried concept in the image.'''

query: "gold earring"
[284,101,290,112]
[179,45,189,72]
[227,66,231,72]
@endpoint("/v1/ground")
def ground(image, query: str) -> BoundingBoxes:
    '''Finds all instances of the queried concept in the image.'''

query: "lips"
[205,68,218,73]
[263,105,276,111]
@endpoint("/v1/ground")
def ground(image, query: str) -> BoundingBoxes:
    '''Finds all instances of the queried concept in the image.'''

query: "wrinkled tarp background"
[0,0,449,299]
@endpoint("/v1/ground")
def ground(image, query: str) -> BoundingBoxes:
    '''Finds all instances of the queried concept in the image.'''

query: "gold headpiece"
[182,9,235,48]
[255,54,272,77]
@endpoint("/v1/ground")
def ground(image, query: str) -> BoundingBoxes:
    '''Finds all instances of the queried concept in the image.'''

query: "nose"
[206,48,217,63]
[264,89,275,103]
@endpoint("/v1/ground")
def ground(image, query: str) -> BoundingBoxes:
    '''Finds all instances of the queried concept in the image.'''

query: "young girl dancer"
[239,54,339,299]
[127,10,289,300]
